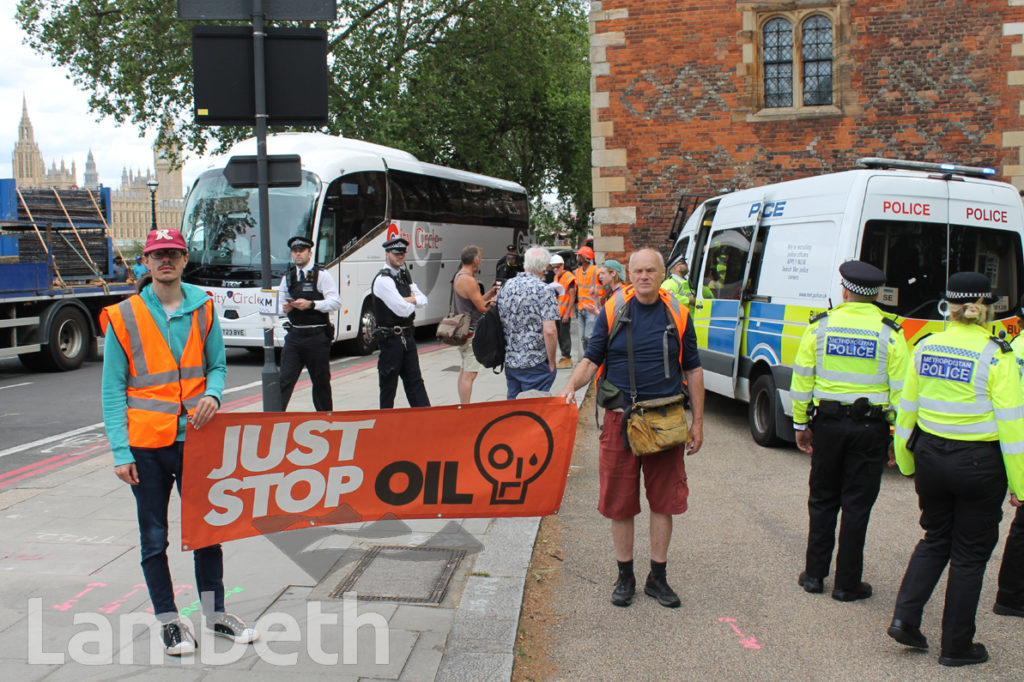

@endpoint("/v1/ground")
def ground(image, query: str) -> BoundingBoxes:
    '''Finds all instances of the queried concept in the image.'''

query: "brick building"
[589,0,1024,256]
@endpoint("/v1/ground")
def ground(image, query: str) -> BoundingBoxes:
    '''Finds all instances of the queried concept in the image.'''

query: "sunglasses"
[148,250,185,261]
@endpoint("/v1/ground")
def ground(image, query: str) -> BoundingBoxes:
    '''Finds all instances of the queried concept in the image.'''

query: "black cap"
[839,260,885,296]
[945,272,997,304]
[383,237,409,253]
[288,235,314,250]
[506,244,517,253]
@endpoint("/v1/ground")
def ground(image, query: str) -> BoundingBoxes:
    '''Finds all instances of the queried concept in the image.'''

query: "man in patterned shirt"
[496,247,560,398]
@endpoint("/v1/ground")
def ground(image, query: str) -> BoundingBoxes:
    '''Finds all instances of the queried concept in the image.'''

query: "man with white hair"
[496,247,560,398]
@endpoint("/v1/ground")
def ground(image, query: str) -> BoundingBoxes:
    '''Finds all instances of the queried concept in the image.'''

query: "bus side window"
[324,171,387,259]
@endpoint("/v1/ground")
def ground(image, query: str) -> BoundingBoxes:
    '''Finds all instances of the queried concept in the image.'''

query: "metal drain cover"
[330,545,465,604]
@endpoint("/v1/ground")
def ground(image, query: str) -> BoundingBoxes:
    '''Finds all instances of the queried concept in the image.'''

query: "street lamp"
[146,178,159,232]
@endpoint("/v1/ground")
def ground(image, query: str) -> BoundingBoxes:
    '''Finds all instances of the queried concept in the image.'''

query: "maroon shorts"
[597,410,688,520]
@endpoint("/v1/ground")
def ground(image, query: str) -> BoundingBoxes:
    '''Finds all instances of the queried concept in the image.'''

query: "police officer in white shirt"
[371,237,431,408]
[278,235,341,411]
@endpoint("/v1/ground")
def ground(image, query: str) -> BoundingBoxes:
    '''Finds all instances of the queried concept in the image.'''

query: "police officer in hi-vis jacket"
[790,260,910,603]
[887,272,1024,667]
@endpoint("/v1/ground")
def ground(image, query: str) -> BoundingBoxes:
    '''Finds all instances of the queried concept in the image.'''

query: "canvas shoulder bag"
[436,272,473,346]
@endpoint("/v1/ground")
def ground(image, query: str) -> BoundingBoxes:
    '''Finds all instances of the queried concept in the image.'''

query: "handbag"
[436,312,472,345]
[436,272,474,346]
[621,305,690,456]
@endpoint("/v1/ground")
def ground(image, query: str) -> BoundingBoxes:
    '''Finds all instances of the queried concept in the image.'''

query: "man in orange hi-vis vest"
[559,248,705,610]
[574,245,601,356]
[101,228,258,656]
[550,253,576,369]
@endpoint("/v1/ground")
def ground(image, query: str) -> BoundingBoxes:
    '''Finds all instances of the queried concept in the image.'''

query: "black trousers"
[378,332,430,409]
[892,433,1006,654]
[996,503,1024,608]
[804,415,889,588]
[555,319,572,359]
[279,327,333,411]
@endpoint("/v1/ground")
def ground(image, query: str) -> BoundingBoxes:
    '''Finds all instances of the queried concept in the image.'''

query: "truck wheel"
[42,306,90,371]
[749,374,782,447]
[346,303,378,355]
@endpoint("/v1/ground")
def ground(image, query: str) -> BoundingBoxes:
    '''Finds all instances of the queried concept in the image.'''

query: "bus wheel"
[347,304,378,355]
[749,374,782,447]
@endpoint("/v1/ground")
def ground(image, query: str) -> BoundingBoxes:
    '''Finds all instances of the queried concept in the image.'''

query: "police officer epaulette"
[881,317,902,333]
[991,336,1013,354]
[912,332,933,347]
[809,310,829,324]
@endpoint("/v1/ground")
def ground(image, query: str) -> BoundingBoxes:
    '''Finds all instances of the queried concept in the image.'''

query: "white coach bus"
[181,133,529,353]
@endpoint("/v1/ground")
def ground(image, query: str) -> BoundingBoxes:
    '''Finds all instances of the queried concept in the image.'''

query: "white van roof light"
[857,157,996,179]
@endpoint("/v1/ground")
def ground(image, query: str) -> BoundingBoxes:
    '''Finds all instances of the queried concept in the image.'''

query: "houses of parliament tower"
[11,98,184,244]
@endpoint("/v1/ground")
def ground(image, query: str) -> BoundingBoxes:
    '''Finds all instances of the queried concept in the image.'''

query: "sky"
[0,0,210,197]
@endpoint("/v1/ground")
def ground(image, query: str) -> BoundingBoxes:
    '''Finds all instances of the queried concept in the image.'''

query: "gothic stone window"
[762,13,833,108]
[754,6,839,114]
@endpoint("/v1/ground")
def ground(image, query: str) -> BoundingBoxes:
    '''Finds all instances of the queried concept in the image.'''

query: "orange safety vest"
[100,295,213,449]
[603,286,688,367]
[575,264,599,311]
[555,270,576,318]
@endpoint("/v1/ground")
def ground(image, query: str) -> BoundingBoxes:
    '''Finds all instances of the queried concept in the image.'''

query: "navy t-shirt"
[585,297,701,401]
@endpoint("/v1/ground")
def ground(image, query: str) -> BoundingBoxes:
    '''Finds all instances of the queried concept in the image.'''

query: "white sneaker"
[161,620,197,656]
[205,612,259,644]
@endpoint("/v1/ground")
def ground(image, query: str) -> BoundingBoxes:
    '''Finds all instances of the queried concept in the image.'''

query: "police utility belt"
[373,325,414,340]
[812,397,893,424]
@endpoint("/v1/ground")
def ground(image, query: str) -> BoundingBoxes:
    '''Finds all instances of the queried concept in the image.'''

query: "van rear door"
[858,175,1023,336]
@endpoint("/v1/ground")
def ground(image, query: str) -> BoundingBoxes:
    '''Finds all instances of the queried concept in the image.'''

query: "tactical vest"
[286,265,329,326]
[372,268,415,327]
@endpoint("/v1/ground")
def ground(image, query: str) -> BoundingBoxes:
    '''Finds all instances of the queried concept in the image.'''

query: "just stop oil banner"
[180,398,577,550]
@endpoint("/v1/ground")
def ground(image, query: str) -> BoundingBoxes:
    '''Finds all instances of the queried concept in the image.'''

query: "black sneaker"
[644,573,681,608]
[161,621,197,656]
[205,612,259,643]
[611,574,635,607]
[939,642,989,667]
[832,582,872,602]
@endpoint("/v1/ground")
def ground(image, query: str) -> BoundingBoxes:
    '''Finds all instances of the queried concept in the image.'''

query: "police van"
[667,158,1024,446]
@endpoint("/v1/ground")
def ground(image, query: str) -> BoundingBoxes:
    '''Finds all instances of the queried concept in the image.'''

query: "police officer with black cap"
[790,260,910,602]
[495,244,522,284]
[371,237,431,408]
[278,235,340,411]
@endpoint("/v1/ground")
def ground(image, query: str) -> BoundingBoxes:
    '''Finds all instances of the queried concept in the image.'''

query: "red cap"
[143,228,187,254]
[576,246,595,260]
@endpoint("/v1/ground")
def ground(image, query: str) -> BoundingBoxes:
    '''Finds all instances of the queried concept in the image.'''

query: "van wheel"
[749,374,782,447]
[346,303,378,355]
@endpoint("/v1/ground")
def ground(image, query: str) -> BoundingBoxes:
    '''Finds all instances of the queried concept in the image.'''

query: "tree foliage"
[15,0,591,234]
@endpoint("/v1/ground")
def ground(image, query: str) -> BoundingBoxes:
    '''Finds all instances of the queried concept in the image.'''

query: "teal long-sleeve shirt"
[101,283,227,466]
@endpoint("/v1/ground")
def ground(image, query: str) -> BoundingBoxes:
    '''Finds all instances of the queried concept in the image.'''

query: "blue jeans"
[578,309,597,356]
[505,361,556,399]
[131,442,224,618]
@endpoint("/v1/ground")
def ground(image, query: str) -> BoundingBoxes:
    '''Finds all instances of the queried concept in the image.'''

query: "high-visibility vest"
[660,274,691,307]
[574,264,599,311]
[602,285,688,368]
[555,270,575,318]
[789,302,910,425]
[100,295,213,449]
[893,322,1024,496]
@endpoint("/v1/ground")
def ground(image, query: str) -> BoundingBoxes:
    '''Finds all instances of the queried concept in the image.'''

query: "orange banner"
[181,398,577,550]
